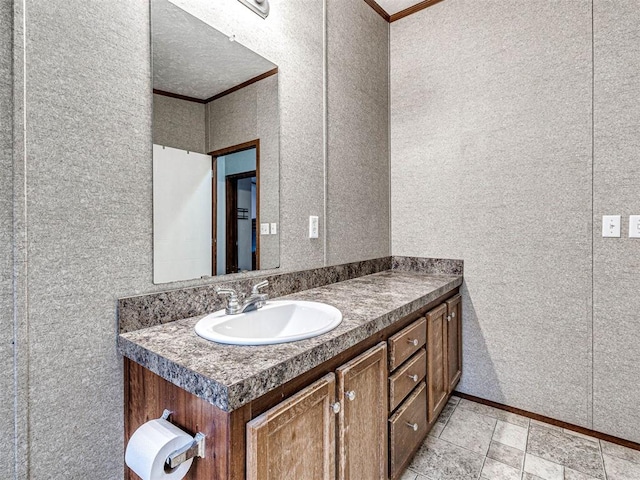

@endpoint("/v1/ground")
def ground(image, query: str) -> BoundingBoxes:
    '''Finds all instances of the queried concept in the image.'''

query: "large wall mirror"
[151,0,280,284]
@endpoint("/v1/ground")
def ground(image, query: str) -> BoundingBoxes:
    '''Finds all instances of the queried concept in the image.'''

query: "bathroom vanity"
[125,5,465,477]
[119,264,462,480]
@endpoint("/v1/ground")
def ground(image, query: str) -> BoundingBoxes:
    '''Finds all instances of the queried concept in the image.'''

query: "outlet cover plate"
[629,215,640,238]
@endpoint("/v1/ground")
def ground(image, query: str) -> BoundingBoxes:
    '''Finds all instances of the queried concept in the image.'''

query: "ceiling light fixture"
[238,0,269,19]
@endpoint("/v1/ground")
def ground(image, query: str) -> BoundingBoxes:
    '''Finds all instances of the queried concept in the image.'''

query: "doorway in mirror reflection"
[212,143,259,276]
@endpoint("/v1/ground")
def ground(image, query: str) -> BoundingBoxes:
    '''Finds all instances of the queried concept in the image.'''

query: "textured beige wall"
[391,0,595,428]
[0,0,15,477]
[592,0,640,442]
[207,76,273,152]
[207,74,280,270]
[326,0,390,265]
[16,2,151,477]
[152,93,206,153]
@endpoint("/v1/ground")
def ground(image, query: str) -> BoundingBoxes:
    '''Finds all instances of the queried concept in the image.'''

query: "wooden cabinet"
[247,343,387,480]
[124,287,461,480]
[337,343,387,480]
[246,373,336,480]
[426,294,463,423]
[446,294,462,393]
[426,304,448,423]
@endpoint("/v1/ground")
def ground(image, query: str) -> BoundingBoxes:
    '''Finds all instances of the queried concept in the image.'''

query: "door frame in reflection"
[210,139,260,275]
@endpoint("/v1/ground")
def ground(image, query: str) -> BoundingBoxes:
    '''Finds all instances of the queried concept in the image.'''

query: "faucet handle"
[251,280,269,295]
[216,286,238,297]
[215,287,240,314]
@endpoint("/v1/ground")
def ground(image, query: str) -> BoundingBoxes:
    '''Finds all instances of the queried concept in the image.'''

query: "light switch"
[260,223,270,235]
[309,216,319,239]
[270,223,277,235]
[629,215,640,238]
[602,215,621,238]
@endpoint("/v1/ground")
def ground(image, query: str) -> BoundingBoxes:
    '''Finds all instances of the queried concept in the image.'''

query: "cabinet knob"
[407,338,419,346]
[406,422,419,431]
[407,374,418,383]
[447,315,451,322]
[345,391,356,401]
[451,311,456,318]
[331,402,341,414]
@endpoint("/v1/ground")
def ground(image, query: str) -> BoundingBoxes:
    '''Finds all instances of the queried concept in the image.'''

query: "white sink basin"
[194,300,343,346]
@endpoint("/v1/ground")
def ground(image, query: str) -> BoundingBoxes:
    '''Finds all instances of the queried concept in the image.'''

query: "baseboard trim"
[453,391,640,452]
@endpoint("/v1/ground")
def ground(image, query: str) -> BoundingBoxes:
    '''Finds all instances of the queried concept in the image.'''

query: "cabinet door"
[336,342,388,480]
[446,294,462,393]
[426,304,448,423]
[246,373,336,480]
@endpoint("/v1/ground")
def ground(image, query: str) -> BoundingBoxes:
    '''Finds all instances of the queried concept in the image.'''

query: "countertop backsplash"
[117,256,463,334]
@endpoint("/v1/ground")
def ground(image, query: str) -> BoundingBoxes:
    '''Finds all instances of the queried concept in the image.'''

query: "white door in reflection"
[153,144,212,283]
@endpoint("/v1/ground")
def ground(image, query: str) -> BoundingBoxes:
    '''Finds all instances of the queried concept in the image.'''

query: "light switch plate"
[602,215,621,238]
[309,216,319,239]
[260,223,270,235]
[629,215,640,238]
[270,223,277,235]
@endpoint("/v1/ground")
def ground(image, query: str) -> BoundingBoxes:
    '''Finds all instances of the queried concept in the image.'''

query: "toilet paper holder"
[161,409,206,469]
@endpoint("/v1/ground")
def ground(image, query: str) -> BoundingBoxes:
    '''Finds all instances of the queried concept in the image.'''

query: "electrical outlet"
[270,223,277,235]
[602,215,621,238]
[309,216,319,239]
[260,223,270,235]
[629,215,640,238]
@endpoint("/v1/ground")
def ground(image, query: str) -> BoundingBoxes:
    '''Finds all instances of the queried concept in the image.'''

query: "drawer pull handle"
[407,338,419,346]
[406,422,419,431]
[407,374,418,382]
[345,391,356,401]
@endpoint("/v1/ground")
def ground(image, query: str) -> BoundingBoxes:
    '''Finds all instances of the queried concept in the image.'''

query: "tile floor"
[401,396,640,480]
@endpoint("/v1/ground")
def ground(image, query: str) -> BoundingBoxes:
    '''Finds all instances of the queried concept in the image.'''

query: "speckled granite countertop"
[118,270,462,412]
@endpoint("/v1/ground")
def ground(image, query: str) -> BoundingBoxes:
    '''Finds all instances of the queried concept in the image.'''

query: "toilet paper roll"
[125,418,195,480]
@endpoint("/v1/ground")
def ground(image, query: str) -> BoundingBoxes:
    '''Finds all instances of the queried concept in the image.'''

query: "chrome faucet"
[216,280,269,315]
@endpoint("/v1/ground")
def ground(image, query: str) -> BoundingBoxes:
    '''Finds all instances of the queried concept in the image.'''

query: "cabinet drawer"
[389,348,426,412]
[388,317,426,371]
[389,382,427,479]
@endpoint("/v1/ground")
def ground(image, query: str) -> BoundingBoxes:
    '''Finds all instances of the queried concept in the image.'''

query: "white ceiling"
[151,0,276,100]
[374,0,425,16]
